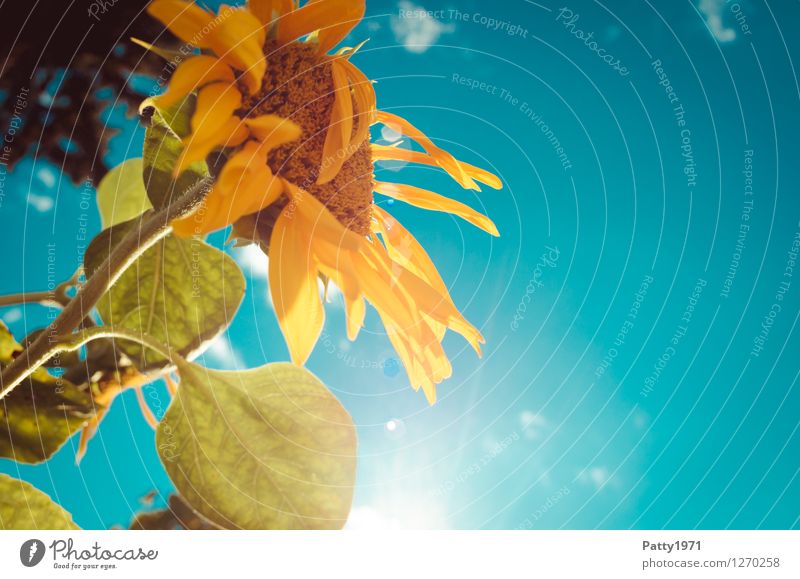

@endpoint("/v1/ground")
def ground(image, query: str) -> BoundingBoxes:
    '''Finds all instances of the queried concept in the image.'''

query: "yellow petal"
[317,59,353,185]
[135,387,160,429]
[131,37,183,61]
[174,116,248,176]
[277,0,364,52]
[344,293,365,340]
[218,141,267,194]
[173,164,280,237]
[206,6,267,93]
[219,141,285,215]
[247,0,274,25]
[340,59,376,162]
[316,252,364,341]
[374,182,499,236]
[152,55,235,110]
[190,83,242,138]
[372,205,451,340]
[316,0,365,54]
[376,111,479,191]
[148,0,216,47]
[372,205,450,299]
[244,114,302,148]
[372,145,501,190]
[393,263,485,354]
[422,338,453,384]
[334,38,369,57]
[248,0,296,25]
[362,235,483,354]
[379,315,440,404]
[354,243,426,337]
[282,181,363,252]
[269,208,324,365]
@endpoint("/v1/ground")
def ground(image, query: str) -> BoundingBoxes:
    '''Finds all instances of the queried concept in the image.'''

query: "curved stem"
[64,327,187,367]
[0,272,79,309]
[0,176,211,400]
[0,291,64,309]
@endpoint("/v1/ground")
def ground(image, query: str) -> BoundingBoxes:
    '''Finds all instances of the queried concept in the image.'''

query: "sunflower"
[142,0,501,404]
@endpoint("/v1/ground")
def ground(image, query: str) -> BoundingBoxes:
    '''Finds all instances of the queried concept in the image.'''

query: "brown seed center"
[240,40,374,236]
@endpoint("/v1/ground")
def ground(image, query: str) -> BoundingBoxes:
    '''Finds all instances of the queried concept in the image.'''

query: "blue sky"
[2,0,799,529]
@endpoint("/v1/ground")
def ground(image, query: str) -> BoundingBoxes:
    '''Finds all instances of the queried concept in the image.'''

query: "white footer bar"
[1,531,797,577]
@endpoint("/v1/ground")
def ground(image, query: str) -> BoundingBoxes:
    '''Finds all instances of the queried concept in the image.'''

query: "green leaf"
[0,323,95,464]
[142,95,208,209]
[96,158,153,229]
[0,473,80,529]
[157,362,357,529]
[129,494,217,530]
[84,219,245,371]
[0,321,19,360]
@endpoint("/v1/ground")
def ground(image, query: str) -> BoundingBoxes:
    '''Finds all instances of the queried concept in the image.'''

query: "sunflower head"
[143,0,502,403]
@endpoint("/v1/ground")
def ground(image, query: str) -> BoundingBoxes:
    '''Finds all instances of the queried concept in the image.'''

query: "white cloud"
[28,192,54,212]
[578,466,611,490]
[204,334,244,369]
[320,278,343,306]
[520,411,548,440]
[36,166,57,188]
[232,244,268,280]
[2,308,22,324]
[380,125,403,143]
[373,136,413,173]
[391,1,454,54]
[699,0,736,42]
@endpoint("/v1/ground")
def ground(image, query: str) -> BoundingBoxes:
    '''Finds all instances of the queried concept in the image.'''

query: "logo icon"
[19,539,46,567]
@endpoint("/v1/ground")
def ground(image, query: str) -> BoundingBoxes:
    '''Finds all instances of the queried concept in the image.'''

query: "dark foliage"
[0,0,176,184]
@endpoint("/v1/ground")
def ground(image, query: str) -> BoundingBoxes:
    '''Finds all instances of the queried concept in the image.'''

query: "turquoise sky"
[2,0,799,529]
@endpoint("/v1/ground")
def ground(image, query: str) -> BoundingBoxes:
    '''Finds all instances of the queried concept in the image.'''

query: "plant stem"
[0,291,63,309]
[0,272,80,309]
[64,327,186,367]
[0,176,211,400]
